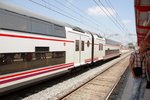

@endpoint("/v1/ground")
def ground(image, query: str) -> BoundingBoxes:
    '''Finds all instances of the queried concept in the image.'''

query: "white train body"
[65,27,93,66]
[93,34,105,62]
[0,2,121,94]
[103,39,121,60]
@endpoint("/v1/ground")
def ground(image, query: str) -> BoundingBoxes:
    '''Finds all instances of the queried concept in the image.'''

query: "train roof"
[0,1,73,28]
[0,1,105,39]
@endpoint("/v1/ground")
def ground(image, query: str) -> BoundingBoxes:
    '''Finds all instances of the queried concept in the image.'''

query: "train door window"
[81,41,84,51]
[87,41,90,47]
[101,44,103,50]
[75,40,79,51]
[99,43,103,50]
[99,44,101,50]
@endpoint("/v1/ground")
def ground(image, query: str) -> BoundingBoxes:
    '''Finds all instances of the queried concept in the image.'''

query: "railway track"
[61,55,129,100]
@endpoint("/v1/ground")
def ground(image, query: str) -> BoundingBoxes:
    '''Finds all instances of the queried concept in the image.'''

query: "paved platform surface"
[121,72,150,100]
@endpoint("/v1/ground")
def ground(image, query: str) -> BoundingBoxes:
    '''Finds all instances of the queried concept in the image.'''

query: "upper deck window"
[31,18,48,35]
[0,9,66,38]
[0,9,30,32]
[54,24,66,38]
[72,27,85,33]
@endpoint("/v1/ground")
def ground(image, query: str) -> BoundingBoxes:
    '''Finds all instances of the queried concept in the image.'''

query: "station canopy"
[134,0,150,45]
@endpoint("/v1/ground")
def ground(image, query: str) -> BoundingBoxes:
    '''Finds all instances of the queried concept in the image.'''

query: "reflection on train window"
[81,41,84,51]
[105,49,119,55]
[0,9,66,38]
[35,47,49,52]
[101,44,103,50]
[0,51,65,75]
[54,24,66,38]
[31,18,48,34]
[99,44,103,50]
[0,9,30,32]
[75,40,79,51]
[87,41,90,47]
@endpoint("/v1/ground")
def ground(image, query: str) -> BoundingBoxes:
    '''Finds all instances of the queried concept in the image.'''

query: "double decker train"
[0,2,121,94]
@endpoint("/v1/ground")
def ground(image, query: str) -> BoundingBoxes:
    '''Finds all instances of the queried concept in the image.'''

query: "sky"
[1,0,137,45]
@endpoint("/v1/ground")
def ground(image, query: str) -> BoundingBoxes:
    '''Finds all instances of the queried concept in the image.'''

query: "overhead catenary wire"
[54,0,107,35]
[28,0,104,34]
[94,0,128,34]
[57,0,121,37]
[94,0,134,44]
[28,0,130,44]
[29,0,80,23]
[104,0,132,42]
[105,0,134,43]
[29,0,122,38]
[64,0,101,27]
[64,0,120,36]
[41,0,81,23]
[100,0,130,34]
[105,0,131,34]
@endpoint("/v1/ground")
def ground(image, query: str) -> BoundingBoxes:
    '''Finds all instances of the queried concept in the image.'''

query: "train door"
[80,35,88,65]
[74,35,81,67]
[75,34,91,66]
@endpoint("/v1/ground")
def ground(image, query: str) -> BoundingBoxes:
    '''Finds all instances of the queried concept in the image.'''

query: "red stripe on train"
[0,63,74,80]
[0,63,74,84]
[0,33,74,43]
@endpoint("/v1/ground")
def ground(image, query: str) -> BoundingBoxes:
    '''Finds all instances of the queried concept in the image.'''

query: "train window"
[75,40,79,51]
[31,18,49,35]
[52,51,65,58]
[35,47,49,52]
[101,44,103,50]
[81,41,84,51]
[48,23,54,35]
[87,41,90,47]
[105,49,119,55]
[53,25,66,38]
[0,51,65,75]
[99,44,103,50]
[0,9,30,32]
[0,9,66,38]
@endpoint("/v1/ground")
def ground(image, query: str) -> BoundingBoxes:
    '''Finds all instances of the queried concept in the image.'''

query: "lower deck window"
[105,49,119,55]
[35,47,49,52]
[0,51,65,75]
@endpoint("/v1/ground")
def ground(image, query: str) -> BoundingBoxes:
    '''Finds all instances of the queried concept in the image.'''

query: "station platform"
[121,72,150,100]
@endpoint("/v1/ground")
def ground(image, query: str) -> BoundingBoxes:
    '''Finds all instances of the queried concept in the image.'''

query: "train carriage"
[0,2,75,93]
[92,34,105,62]
[65,27,92,66]
[0,1,121,94]
[103,39,121,60]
